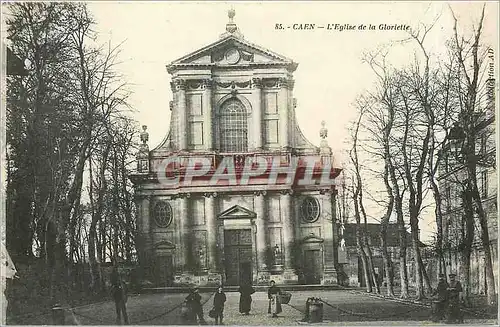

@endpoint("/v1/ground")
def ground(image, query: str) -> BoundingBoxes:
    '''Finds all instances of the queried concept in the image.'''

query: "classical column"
[255,191,268,271]
[320,190,338,284]
[278,78,290,148]
[331,189,339,269]
[178,196,188,270]
[140,196,153,279]
[321,192,336,271]
[280,192,294,271]
[142,196,152,249]
[205,193,217,271]
[252,78,263,150]
[202,79,213,150]
[175,79,187,150]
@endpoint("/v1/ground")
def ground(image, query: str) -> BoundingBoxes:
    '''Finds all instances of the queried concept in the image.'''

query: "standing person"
[446,273,464,324]
[213,286,227,325]
[431,274,449,322]
[110,267,129,325]
[267,280,282,318]
[238,283,255,315]
[186,287,205,324]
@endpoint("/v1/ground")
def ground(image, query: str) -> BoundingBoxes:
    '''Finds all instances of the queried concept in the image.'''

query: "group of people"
[182,280,283,325]
[431,273,464,324]
[109,266,284,326]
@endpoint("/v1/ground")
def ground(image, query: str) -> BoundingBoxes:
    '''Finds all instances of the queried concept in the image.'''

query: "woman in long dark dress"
[267,281,282,318]
[238,284,255,315]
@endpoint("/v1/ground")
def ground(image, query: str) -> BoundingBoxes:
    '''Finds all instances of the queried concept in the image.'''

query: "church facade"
[131,11,342,287]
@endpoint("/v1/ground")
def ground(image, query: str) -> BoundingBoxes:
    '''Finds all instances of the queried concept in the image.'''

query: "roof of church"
[166,9,298,73]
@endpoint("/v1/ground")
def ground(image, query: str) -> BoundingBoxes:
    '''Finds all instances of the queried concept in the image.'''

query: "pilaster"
[173,79,187,150]
[254,190,268,271]
[204,193,217,271]
[202,79,213,150]
[280,190,298,283]
[278,78,290,149]
[252,78,263,150]
[178,196,189,270]
[320,189,338,285]
[139,196,153,280]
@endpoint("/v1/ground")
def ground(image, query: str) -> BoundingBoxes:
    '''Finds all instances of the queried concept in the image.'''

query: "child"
[213,286,227,325]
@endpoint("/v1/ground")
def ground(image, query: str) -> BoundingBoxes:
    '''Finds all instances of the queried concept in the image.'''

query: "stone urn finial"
[226,7,238,34]
[140,125,149,145]
[320,121,328,140]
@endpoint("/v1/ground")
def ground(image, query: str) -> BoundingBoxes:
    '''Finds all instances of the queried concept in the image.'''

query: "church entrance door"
[224,229,253,286]
[304,250,322,284]
[155,255,174,286]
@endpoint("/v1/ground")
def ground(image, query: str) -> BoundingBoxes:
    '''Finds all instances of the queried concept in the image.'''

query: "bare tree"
[349,103,377,293]
[449,4,496,305]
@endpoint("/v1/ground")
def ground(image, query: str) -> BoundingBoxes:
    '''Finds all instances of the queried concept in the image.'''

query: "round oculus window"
[300,197,320,223]
[225,48,240,64]
[153,201,173,228]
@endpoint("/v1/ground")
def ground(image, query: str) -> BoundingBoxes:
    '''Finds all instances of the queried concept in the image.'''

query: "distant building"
[340,223,425,287]
[5,46,27,76]
[130,10,342,287]
[438,51,497,294]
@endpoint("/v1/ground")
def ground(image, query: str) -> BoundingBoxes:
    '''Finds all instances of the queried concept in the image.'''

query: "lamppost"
[447,122,466,161]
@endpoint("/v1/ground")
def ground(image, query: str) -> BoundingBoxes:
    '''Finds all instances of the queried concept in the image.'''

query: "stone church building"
[131,10,342,287]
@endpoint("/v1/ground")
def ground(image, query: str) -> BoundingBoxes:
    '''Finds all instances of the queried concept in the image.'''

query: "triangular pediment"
[167,35,297,72]
[217,204,256,219]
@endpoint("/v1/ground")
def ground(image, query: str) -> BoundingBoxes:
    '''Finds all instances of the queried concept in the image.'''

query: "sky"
[87,1,498,242]
[3,2,497,243]
[86,1,497,161]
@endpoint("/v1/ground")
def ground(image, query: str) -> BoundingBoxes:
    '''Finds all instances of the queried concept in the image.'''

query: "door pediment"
[301,235,324,244]
[154,240,176,250]
[218,205,256,219]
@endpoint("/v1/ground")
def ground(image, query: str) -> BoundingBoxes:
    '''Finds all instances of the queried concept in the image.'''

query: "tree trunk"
[470,177,496,305]
[380,164,395,296]
[365,243,380,293]
[359,184,381,294]
[357,229,372,292]
[353,187,372,293]
[460,184,474,306]
[429,177,446,276]
[409,212,425,299]
[397,212,409,298]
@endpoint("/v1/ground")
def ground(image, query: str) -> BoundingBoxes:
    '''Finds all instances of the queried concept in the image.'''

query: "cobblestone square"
[11,289,497,325]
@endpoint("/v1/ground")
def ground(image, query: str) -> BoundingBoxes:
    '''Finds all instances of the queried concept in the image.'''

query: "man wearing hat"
[431,274,449,322]
[446,273,464,323]
[185,287,205,324]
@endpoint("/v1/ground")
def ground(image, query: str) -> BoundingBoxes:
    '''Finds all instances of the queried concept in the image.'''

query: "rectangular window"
[192,198,206,226]
[187,94,203,116]
[481,170,488,198]
[268,195,281,222]
[264,92,278,114]
[445,187,451,211]
[189,122,204,145]
[264,119,279,144]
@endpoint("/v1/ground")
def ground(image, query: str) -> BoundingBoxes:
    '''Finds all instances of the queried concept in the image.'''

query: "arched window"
[219,100,248,152]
